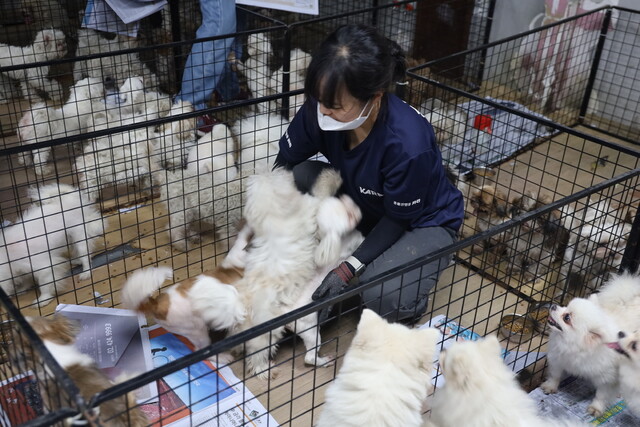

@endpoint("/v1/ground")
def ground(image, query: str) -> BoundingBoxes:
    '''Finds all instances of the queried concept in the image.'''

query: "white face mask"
[317,100,372,131]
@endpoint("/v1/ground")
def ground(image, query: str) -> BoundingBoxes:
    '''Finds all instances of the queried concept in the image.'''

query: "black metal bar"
[621,203,640,274]
[168,0,184,86]
[281,29,292,118]
[578,9,612,121]
[372,0,380,27]
[475,0,497,84]
[578,123,640,145]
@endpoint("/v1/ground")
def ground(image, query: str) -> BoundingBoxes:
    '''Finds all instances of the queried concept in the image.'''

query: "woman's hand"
[312,262,355,301]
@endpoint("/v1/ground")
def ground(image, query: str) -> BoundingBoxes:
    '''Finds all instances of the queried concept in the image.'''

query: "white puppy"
[542,273,640,416]
[608,329,640,417]
[240,32,272,112]
[17,77,105,176]
[430,335,586,427]
[186,123,236,179]
[226,170,362,378]
[152,100,197,170]
[0,29,66,103]
[121,265,245,352]
[0,183,106,304]
[159,130,240,252]
[232,113,288,176]
[317,309,439,427]
[268,48,309,120]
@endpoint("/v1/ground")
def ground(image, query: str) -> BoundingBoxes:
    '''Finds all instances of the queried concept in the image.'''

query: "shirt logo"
[285,131,292,148]
[359,187,383,197]
[393,198,421,207]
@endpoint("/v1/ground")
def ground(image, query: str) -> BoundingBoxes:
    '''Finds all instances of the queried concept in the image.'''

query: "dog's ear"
[29,315,80,345]
[479,334,502,357]
[358,309,383,331]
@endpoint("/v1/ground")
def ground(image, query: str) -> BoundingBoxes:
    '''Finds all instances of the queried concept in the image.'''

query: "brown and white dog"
[468,184,509,254]
[9,315,148,426]
[120,262,245,353]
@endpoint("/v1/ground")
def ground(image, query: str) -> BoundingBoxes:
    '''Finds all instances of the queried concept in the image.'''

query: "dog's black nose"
[619,331,626,339]
[104,76,116,90]
[550,304,557,311]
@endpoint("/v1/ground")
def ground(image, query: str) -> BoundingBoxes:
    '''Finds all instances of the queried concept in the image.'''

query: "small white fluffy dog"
[430,334,584,427]
[0,29,66,103]
[268,48,310,120]
[17,77,105,176]
[159,130,240,252]
[240,32,272,112]
[186,123,236,178]
[230,169,363,378]
[121,264,245,351]
[317,309,439,427]
[0,183,106,304]
[542,273,640,416]
[152,100,197,170]
[608,329,640,417]
[232,113,288,176]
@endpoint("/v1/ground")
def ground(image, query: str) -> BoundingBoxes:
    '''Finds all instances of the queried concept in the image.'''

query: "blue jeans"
[176,0,238,111]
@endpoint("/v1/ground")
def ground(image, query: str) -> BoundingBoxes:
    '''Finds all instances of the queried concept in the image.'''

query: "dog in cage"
[238,32,272,112]
[467,184,509,254]
[608,328,640,418]
[228,169,363,379]
[7,314,148,426]
[158,125,240,251]
[0,29,66,103]
[17,77,106,176]
[0,183,106,304]
[542,273,640,418]
[121,264,245,354]
[73,28,159,90]
[429,334,583,427]
[268,48,310,120]
[559,198,631,298]
[502,191,569,284]
[232,112,289,176]
[317,309,439,427]
[152,99,197,170]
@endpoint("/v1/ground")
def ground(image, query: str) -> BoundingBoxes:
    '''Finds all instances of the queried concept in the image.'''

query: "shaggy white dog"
[240,32,272,112]
[17,77,105,176]
[0,29,66,103]
[317,309,439,427]
[542,273,640,416]
[159,130,239,251]
[0,183,106,304]
[268,48,309,120]
[73,28,159,90]
[186,123,236,178]
[430,335,585,427]
[229,169,362,378]
[152,100,197,170]
[232,113,288,176]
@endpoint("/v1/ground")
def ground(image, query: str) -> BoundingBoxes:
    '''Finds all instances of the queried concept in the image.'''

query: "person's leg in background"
[360,226,456,324]
[176,0,237,129]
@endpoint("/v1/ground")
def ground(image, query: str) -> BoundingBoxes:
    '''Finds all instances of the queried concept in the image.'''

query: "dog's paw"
[541,379,559,394]
[33,293,55,307]
[587,400,605,417]
[77,270,91,281]
[208,352,234,367]
[34,163,52,177]
[254,361,277,381]
[305,353,335,367]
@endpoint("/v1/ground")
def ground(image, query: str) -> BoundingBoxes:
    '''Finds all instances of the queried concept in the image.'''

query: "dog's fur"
[9,315,147,426]
[158,130,240,251]
[504,191,569,283]
[0,29,66,103]
[232,113,288,176]
[0,183,106,304]
[268,48,310,120]
[430,334,583,427]
[560,199,631,297]
[152,99,197,170]
[73,28,159,90]
[186,123,237,179]
[317,309,439,427]
[121,265,245,352]
[17,77,105,176]
[608,329,640,417]
[239,32,272,112]
[229,169,362,378]
[468,184,509,254]
[542,273,640,416]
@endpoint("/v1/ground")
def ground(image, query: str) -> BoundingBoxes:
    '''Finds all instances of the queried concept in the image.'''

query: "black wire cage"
[2,1,640,427]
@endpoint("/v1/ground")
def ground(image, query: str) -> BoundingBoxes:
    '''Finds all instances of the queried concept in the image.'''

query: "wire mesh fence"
[1,1,639,426]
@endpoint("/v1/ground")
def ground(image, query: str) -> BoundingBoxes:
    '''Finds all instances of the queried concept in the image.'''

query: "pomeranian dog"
[152,100,197,170]
[542,273,640,416]
[8,315,147,426]
[429,334,584,427]
[17,77,106,176]
[0,29,66,103]
[121,265,245,353]
[230,169,362,378]
[316,309,439,427]
[608,329,640,417]
[0,183,106,304]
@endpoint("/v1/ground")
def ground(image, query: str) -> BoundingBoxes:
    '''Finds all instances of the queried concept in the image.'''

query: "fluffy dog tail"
[190,277,246,331]
[121,267,173,316]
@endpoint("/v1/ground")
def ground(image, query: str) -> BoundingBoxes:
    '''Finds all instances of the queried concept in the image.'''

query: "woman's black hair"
[305,24,406,108]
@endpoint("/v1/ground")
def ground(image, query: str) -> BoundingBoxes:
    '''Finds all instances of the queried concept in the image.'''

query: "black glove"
[312,262,355,301]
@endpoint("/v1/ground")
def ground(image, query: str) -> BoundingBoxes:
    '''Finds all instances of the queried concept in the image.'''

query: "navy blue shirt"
[278,94,464,234]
